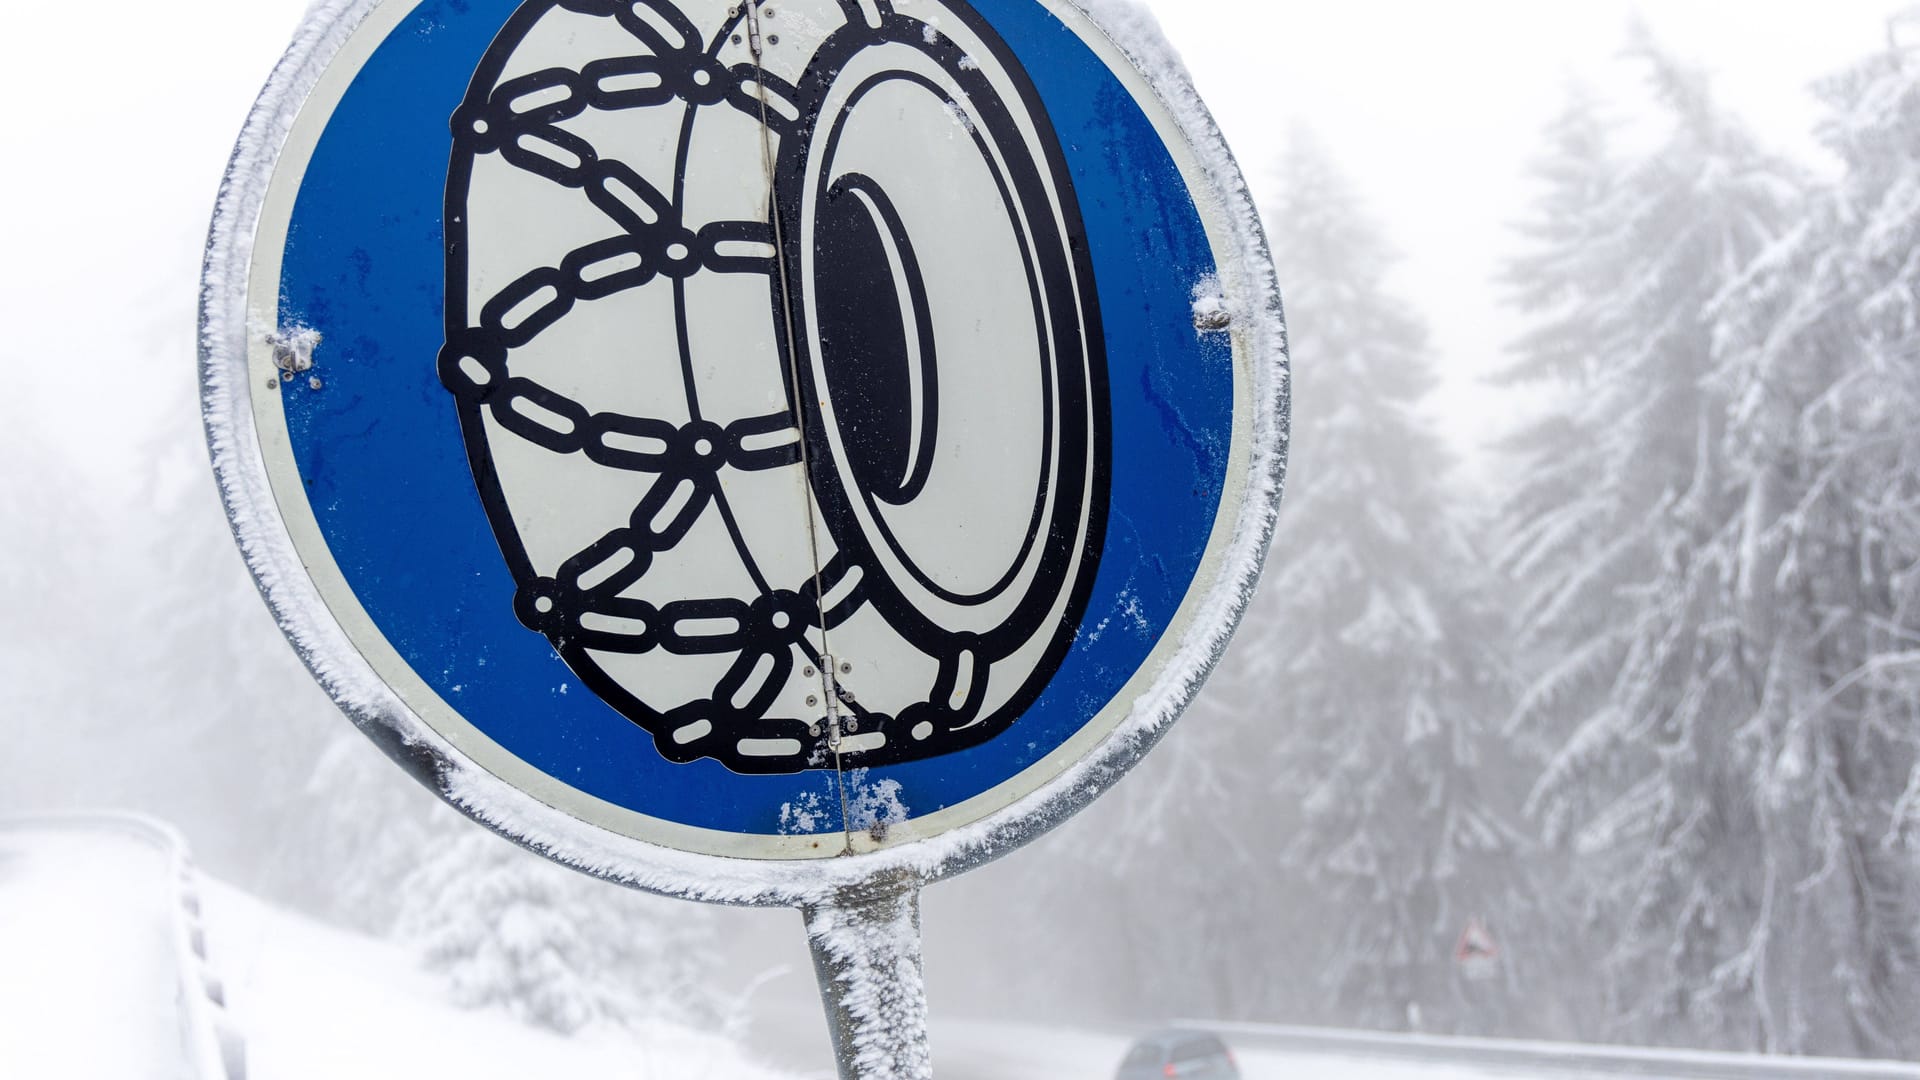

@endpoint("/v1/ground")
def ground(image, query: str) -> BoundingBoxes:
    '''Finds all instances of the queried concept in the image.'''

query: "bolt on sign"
[202,1,1287,1075]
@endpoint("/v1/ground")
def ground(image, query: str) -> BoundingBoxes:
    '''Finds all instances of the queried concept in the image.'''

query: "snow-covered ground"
[4,821,1908,1080]
[200,878,801,1080]
[0,826,196,1079]
[0,828,1576,1080]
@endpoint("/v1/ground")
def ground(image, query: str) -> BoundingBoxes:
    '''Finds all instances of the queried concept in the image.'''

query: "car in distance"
[1116,1029,1240,1079]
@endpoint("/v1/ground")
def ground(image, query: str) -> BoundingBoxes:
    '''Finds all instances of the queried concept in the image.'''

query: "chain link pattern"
[442,0,880,768]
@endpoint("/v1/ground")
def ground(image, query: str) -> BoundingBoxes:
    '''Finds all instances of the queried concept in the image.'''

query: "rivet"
[768,34,780,45]
[806,695,819,708]
[810,723,823,738]
[266,379,279,391]
[803,666,816,678]
[309,377,324,391]
[839,662,852,674]
[845,719,859,734]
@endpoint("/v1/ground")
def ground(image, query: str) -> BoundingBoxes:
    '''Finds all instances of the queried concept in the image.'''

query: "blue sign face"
[241,0,1248,859]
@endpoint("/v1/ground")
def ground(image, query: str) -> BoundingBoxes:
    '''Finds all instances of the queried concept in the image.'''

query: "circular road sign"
[202,0,1287,903]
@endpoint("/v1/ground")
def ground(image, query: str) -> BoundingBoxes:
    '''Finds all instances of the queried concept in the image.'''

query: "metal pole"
[802,871,933,1080]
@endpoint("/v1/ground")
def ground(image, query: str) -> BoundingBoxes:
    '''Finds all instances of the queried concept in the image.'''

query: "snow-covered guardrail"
[0,812,245,1080]
[1181,1021,1920,1079]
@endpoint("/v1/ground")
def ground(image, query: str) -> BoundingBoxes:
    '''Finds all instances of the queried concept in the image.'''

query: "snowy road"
[933,1022,1534,1080]
[930,1020,1920,1080]
[0,825,198,1079]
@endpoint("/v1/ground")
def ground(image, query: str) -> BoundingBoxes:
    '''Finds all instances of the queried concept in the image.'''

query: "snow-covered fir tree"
[1858,37,1920,864]
[1492,85,1626,720]
[1500,41,1792,1051]
[1050,703,1292,1022]
[1048,584,1301,1022]
[1704,40,1920,1056]
[1229,131,1539,1036]
[1496,37,1920,1056]
[293,732,462,933]
[1804,22,1920,873]
[397,829,724,1035]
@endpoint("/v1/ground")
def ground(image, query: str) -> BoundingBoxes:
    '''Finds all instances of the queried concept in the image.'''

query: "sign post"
[804,870,931,1079]
[201,1,1287,1075]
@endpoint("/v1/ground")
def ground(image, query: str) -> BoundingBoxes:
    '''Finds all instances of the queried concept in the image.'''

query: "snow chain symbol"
[443,0,1109,775]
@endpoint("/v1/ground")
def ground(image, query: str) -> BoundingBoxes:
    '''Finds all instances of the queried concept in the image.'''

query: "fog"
[3,0,1918,1071]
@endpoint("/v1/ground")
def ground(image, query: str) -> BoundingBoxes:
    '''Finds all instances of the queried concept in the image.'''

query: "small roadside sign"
[1457,917,1501,982]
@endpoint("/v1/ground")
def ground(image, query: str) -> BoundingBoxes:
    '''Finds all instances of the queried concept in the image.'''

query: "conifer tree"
[397,829,722,1034]
[1705,42,1920,1056]
[1229,130,1535,1036]
[1496,39,1920,1055]
[1493,86,1627,738]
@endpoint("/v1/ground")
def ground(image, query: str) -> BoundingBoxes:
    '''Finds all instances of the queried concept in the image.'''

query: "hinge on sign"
[806,655,866,746]
[743,1,765,55]
[820,653,842,750]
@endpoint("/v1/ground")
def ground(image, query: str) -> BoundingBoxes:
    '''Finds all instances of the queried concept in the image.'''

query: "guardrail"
[1180,1021,1920,1079]
[0,812,246,1080]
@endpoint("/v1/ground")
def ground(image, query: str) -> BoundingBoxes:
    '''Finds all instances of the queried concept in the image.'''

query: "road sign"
[1456,918,1501,982]
[206,0,1284,886]
[205,2,1284,1073]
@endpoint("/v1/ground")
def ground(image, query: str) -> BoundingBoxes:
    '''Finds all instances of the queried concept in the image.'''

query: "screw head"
[1194,307,1233,332]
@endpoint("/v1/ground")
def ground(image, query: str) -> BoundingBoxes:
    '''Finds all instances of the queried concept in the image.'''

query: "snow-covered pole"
[802,870,934,1080]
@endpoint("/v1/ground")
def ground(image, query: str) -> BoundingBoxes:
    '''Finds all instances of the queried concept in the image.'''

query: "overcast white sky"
[0,1,1908,486]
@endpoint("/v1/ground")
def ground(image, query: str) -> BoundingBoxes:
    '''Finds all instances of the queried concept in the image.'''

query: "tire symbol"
[443,0,1109,774]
